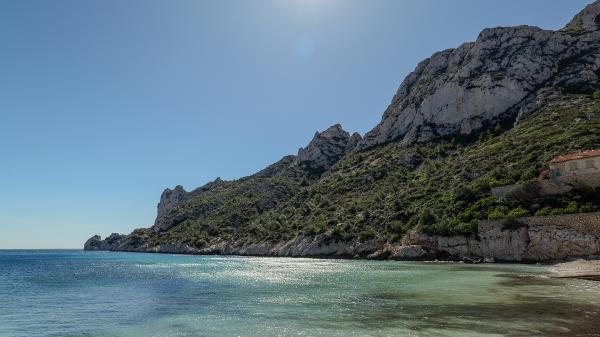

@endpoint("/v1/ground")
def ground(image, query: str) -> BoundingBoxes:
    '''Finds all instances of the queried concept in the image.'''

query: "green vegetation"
[144,94,600,247]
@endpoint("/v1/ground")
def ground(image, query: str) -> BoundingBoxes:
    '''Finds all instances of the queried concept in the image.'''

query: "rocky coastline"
[86,212,600,263]
[85,1,600,266]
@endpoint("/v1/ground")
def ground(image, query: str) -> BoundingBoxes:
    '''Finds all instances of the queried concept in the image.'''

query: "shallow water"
[0,250,599,337]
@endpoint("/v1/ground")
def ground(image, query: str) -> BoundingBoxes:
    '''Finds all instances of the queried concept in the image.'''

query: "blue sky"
[0,0,590,248]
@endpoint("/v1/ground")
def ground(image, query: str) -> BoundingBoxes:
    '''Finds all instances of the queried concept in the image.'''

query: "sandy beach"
[551,259,600,280]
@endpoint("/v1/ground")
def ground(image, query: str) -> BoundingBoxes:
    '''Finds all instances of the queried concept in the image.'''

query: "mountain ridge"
[85,1,600,262]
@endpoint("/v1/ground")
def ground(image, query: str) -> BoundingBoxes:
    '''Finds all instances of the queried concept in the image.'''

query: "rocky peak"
[564,0,600,32]
[359,2,600,149]
[155,185,188,227]
[295,124,357,172]
[346,132,362,151]
[154,178,226,230]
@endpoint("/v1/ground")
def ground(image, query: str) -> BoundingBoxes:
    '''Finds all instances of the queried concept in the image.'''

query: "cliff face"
[85,2,600,262]
[294,124,360,172]
[84,213,600,262]
[153,178,227,231]
[360,1,600,148]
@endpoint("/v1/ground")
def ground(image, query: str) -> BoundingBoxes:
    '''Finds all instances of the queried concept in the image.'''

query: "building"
[549,149,600,177]
[492,149,600,200]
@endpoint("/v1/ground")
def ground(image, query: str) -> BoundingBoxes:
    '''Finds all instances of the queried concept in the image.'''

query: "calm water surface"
[0,250,599,337]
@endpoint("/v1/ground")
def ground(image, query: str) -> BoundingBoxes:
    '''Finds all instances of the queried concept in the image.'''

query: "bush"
[520,166,538,181]
[358,227,378,240]
[389,233,402,243]
[563,201,578,214]
[506,207,529,218]
[418,208,436,227]
[451,221,478,236]
[304,225,324,235]
[534,206,553,216]
[488,208,507,220]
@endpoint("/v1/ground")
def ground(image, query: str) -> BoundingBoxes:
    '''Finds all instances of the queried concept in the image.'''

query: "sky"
[0,0,591,249]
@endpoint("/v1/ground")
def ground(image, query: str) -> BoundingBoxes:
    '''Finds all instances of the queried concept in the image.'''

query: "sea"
[0,250,599,337]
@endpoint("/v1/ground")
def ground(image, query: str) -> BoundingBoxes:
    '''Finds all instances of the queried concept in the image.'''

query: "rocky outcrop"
[84,233,127,251]
[359,1,600,149]
[563,0,600,32]
[387,245,429,260]
[346,132,362,151]
[155,185,188,228]
[85,212,600,262]
[153,177,226,231]
[401,213,600,262]
[83,235,103,250]
[491,172,600,200]
[295,124,358,172]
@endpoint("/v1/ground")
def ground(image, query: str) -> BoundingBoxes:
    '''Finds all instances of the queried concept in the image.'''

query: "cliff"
[359,2,600,148]
[85,213,600,262]
[85,2,600,262]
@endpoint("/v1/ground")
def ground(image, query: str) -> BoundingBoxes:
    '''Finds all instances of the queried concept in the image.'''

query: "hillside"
[86,2,600,260]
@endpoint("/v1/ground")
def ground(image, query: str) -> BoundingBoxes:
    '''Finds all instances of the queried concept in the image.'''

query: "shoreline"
[86,248,600,281]
[550,259,600,280]
[86,248,600,267]
[87,212,600,264]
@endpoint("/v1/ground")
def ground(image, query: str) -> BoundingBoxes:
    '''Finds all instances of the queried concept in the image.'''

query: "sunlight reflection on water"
[1,251,599,337]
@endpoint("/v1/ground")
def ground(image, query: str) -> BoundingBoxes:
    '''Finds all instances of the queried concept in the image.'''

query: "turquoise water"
[1,251,599,337]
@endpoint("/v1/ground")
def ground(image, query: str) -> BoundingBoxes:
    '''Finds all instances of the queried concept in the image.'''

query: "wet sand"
[551,259,600,280]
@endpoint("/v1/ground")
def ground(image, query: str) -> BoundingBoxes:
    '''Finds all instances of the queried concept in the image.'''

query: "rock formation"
[564,0,600,32]
[83,213,600,262]
[84,233,127,251]
[294,124,358,172]
[153,178,226,231]
[359,0,600,149]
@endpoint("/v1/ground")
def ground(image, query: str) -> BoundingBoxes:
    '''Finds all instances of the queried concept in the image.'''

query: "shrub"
[451,221,478,236]
[389,233,402,243]
[563,201,578,214]
[304,225,324,235]
[488,208,507,220]
[418,208,436,227]
[520,166,538,181]
[534,206,553,216]
[358,227,377,240]
[506,207,529,218]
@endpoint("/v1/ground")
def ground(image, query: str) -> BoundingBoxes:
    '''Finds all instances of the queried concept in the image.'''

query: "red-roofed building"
[549,149,600,177]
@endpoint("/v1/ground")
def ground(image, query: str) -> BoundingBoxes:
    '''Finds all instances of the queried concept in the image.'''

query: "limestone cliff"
[294,124,358,172]
[84,213,600,263]
[359,0,600,148]
[153,178,227,231]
